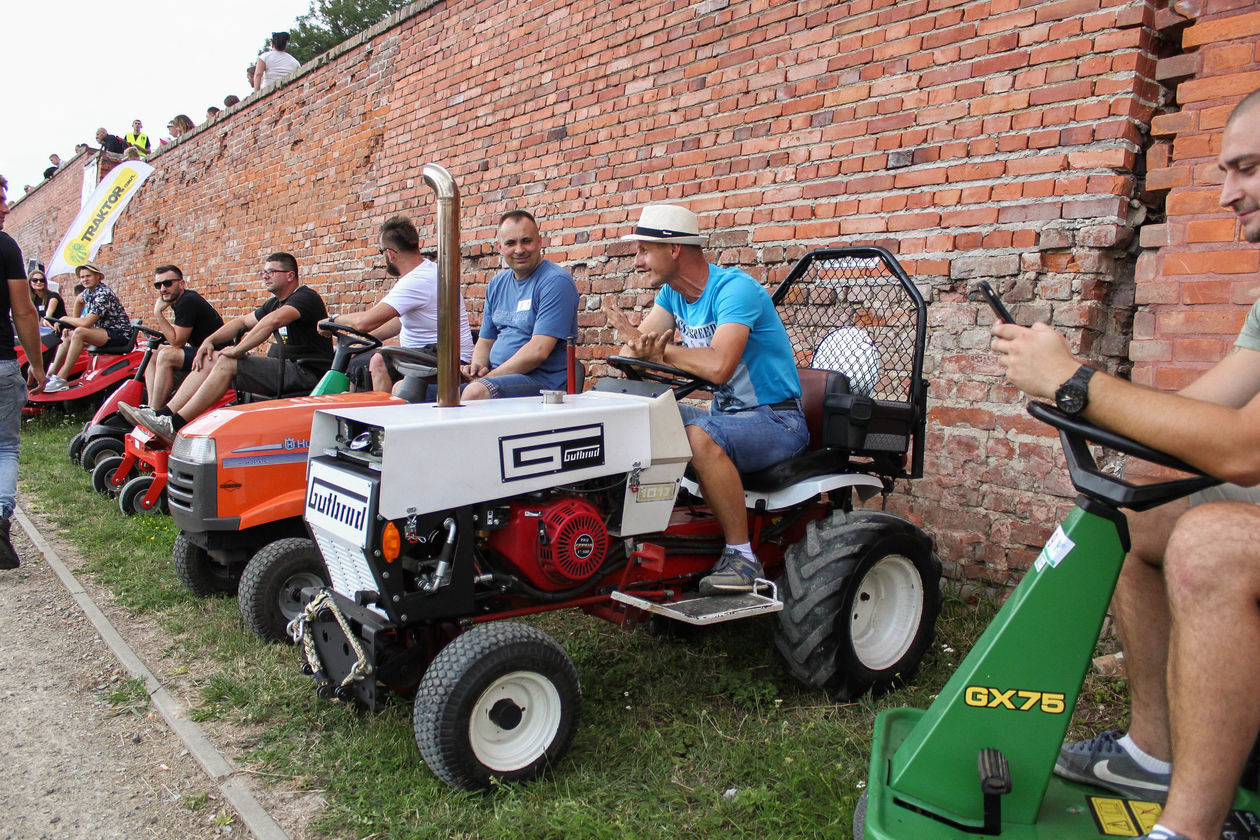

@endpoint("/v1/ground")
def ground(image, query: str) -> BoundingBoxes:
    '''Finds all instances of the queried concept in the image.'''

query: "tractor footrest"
[612,581,782,626]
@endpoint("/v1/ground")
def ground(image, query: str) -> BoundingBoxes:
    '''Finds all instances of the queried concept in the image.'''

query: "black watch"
[1054,365,1096,416]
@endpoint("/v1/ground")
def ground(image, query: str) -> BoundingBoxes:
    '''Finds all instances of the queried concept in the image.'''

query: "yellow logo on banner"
[60,168,140,267]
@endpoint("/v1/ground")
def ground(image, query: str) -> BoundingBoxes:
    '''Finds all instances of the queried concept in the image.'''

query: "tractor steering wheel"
[319,320,383,356]
[607,355,716,400]
[1027,401,1219,511]
[134,325,167,343]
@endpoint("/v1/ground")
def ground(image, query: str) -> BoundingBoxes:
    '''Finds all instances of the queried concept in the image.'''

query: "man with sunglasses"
[145,265,223,410]
[121,252,332,443]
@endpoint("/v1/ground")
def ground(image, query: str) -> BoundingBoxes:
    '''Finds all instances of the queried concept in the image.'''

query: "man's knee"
[463,381,491,401]
[1165,502,1260,598]
[686,425,725,465]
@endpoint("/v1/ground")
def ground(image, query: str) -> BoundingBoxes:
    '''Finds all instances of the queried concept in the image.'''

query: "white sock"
[726,542,757,564]
[1145,824,1187,840]
[1118,734,1172,775]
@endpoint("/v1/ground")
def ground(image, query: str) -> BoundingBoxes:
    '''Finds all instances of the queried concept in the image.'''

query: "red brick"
[1162,250,1260,276]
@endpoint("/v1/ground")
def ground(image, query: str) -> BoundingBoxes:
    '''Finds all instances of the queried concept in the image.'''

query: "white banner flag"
[47,161,154,278]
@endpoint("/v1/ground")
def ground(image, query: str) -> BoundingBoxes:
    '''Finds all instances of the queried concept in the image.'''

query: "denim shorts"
[478,373,552,399]
[679,402,810,474]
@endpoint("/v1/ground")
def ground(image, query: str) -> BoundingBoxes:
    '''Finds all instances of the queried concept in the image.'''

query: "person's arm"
[45,294,64,321]
[219,304,301,359]
[152,298,182,345]
[328,302,399,335]
[193,313,256,369]
[992,321,1260,485]
[10,280,44,391]
[462,336,495,379]
[252,58,266,90]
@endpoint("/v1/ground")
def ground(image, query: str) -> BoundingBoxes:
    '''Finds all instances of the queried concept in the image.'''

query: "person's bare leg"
[56,327,106,379]
[686,425,748,545]
[172,356,237,420]
[369,354,392,393]
[1158,502,1260,839]
[147,347,182,410]
[463,380,491,400]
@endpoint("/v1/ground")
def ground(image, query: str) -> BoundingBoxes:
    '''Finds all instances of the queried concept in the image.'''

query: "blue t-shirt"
[655,265,801,412]
[481,260,579,389]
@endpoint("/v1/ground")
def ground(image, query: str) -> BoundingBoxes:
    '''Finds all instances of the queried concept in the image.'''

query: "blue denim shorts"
[679,402,810,473]
[478,373,552,399]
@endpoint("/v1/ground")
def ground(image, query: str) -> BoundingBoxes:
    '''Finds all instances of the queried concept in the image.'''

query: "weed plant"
[19,411,1129,839]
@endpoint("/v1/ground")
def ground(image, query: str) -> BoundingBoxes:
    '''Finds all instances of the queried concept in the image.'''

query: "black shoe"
[0,518,19,569]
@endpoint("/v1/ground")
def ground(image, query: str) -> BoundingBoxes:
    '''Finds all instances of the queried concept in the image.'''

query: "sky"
[2,0,313,193]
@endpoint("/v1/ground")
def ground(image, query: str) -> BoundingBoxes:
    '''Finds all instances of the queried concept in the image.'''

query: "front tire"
[413,622,581,790]
[68,432,86,466]
[237,538,327,644]
[774,510,941,700]
[119,475,166,515]
[173,532,240,597]
[91,456,128,497]
[81,436,124,472]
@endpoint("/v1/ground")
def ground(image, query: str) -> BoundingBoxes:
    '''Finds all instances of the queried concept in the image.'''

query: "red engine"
[485,496,609,592]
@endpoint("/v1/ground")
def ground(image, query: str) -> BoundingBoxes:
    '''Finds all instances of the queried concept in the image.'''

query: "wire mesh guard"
[773,249,923,405]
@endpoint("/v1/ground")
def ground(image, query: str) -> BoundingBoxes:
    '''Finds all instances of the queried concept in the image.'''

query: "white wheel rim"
[468,670,562,772]
[849,554,924,671]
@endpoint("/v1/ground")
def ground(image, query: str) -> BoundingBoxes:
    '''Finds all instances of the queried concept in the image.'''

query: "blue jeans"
[0,362,28,519]
[477,373,551,399]
[679,402,809,473]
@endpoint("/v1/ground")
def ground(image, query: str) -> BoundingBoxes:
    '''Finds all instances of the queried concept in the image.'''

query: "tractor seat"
[89,331,136,355]
[741,368,850,493]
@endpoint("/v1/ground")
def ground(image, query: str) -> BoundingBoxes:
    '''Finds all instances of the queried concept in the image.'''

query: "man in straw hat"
[610,204,808,594]
[44,262,132,392]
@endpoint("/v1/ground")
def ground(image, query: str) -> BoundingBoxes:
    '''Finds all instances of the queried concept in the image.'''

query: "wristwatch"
[1054,365,1096,416]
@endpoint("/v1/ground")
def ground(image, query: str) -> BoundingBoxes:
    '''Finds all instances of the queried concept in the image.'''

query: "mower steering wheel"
[319,320,382,356]
[134,325,166,343]
[607,355,715,400]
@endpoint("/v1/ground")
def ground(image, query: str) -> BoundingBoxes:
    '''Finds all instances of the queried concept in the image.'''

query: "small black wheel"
[173,532,240,597]
[237,538,328,644]
[118,475,166,516]
[91,456,129,497]
[413,622,581,790]
[81,436,124,471]
[774,509,941,700]
[68,431,86,466]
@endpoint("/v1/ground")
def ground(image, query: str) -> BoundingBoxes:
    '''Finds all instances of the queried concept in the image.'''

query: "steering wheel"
[135,325,167,344]
[607,355,716,400]
[318,320,383,356]
[1026,401,1219,511]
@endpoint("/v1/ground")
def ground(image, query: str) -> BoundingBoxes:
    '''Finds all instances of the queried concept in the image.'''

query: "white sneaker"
[43,376,68,393]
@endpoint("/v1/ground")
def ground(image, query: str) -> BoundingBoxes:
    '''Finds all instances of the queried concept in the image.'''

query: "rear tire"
[414,622,581,790]
[91,456,128,497]
[82,436,124,472]
[238,538,327,644]
[119,475,166,516]
[68,432,86,466]
[774,510,941,700]
[173,532,240,597]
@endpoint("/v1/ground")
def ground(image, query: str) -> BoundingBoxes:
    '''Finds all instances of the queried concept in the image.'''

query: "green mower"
[856,399,1260,838]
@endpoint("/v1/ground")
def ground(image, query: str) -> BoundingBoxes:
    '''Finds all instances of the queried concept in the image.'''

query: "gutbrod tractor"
[291,166,942,791]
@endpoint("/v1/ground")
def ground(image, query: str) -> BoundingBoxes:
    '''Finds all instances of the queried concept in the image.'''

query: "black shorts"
[234,355,329,397]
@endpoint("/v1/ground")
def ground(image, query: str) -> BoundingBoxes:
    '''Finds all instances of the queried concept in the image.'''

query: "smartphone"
[972,280,1015,324]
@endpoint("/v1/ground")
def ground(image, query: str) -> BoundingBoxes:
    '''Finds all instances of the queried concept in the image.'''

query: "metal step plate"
[612,580,783,625]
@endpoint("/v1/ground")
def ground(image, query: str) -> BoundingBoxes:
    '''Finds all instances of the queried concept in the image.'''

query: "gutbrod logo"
[307,477,368,533]
[500,424,604,482]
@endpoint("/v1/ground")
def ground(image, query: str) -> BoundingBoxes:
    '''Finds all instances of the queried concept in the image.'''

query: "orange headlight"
[381,522,401,562]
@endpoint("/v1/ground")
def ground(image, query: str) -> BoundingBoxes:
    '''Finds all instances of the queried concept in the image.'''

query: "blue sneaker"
[1054,730,1170,802]
[698,548,763,595]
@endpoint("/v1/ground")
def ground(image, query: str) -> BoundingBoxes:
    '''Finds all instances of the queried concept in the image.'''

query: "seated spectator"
[206,106,221,121]
[224,94,240,108]
[162,115,195,147]
[253,31,300,90]
[123,120,150,156]
[95,128,125,155]
[28,270,64,368]
[145,264,224,410]
[122,147,141,162]
[44,263,132,392]
[43,154,60,180]
[74,143,88,156]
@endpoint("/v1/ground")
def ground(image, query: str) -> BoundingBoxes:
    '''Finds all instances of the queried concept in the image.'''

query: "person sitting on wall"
[329,215,474,393]
[989,87,1260,840]
[123,120,150,156]
[120,251,333,443]
[42,154,60,180]
[143,264,224,410]
[43,262,132,392]
[609,203,808,594]
[460,210,579,400]
[253,31,300,90]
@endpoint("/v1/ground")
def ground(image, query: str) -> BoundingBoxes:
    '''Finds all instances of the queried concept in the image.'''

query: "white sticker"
[1034,525,1075,572]
[516,298,532,312]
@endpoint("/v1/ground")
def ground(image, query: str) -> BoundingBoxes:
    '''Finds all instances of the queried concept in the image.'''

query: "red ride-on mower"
[293,243,942,790]
[28,319,145,414]
[70,325,169,471]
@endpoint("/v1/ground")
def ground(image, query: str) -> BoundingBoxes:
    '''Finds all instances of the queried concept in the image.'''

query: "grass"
[19,409,1129,839]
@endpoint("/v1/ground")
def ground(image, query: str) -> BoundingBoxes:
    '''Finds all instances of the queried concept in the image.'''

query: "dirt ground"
[0,508,324,840]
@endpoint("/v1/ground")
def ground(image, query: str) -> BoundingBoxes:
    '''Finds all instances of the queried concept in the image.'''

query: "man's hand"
[153,297,170,315]
[26,366,46,394]
[218,344,247,361]
[623,329,674,365]
[461,362,490,381]
[192,342,215,372]
[602,300,641,344]
[990,322,1080,399]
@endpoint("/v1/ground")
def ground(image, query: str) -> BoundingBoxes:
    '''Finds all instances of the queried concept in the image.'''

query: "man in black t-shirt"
[0,174,46,569]
[94,128,125,155]
[146,264,224,410]
[120,252,332,443]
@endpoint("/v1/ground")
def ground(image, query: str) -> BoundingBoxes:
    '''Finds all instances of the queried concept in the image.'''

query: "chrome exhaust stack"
[423,163,461,407]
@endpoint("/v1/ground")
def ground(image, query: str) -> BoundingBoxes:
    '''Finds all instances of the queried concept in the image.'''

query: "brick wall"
[1134,3,1260,391]
[7,0,1192,581]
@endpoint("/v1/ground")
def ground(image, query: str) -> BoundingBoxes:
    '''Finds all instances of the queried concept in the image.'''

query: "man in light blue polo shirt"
[462,210,578,399]
[613,204,808,594]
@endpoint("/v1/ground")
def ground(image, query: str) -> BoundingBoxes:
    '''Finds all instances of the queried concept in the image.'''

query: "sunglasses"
[29,278,46,284]
[153,279,178,289]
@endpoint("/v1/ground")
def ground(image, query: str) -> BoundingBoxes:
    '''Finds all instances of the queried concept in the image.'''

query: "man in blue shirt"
[462,210,578,399]
[613,204,808,594]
